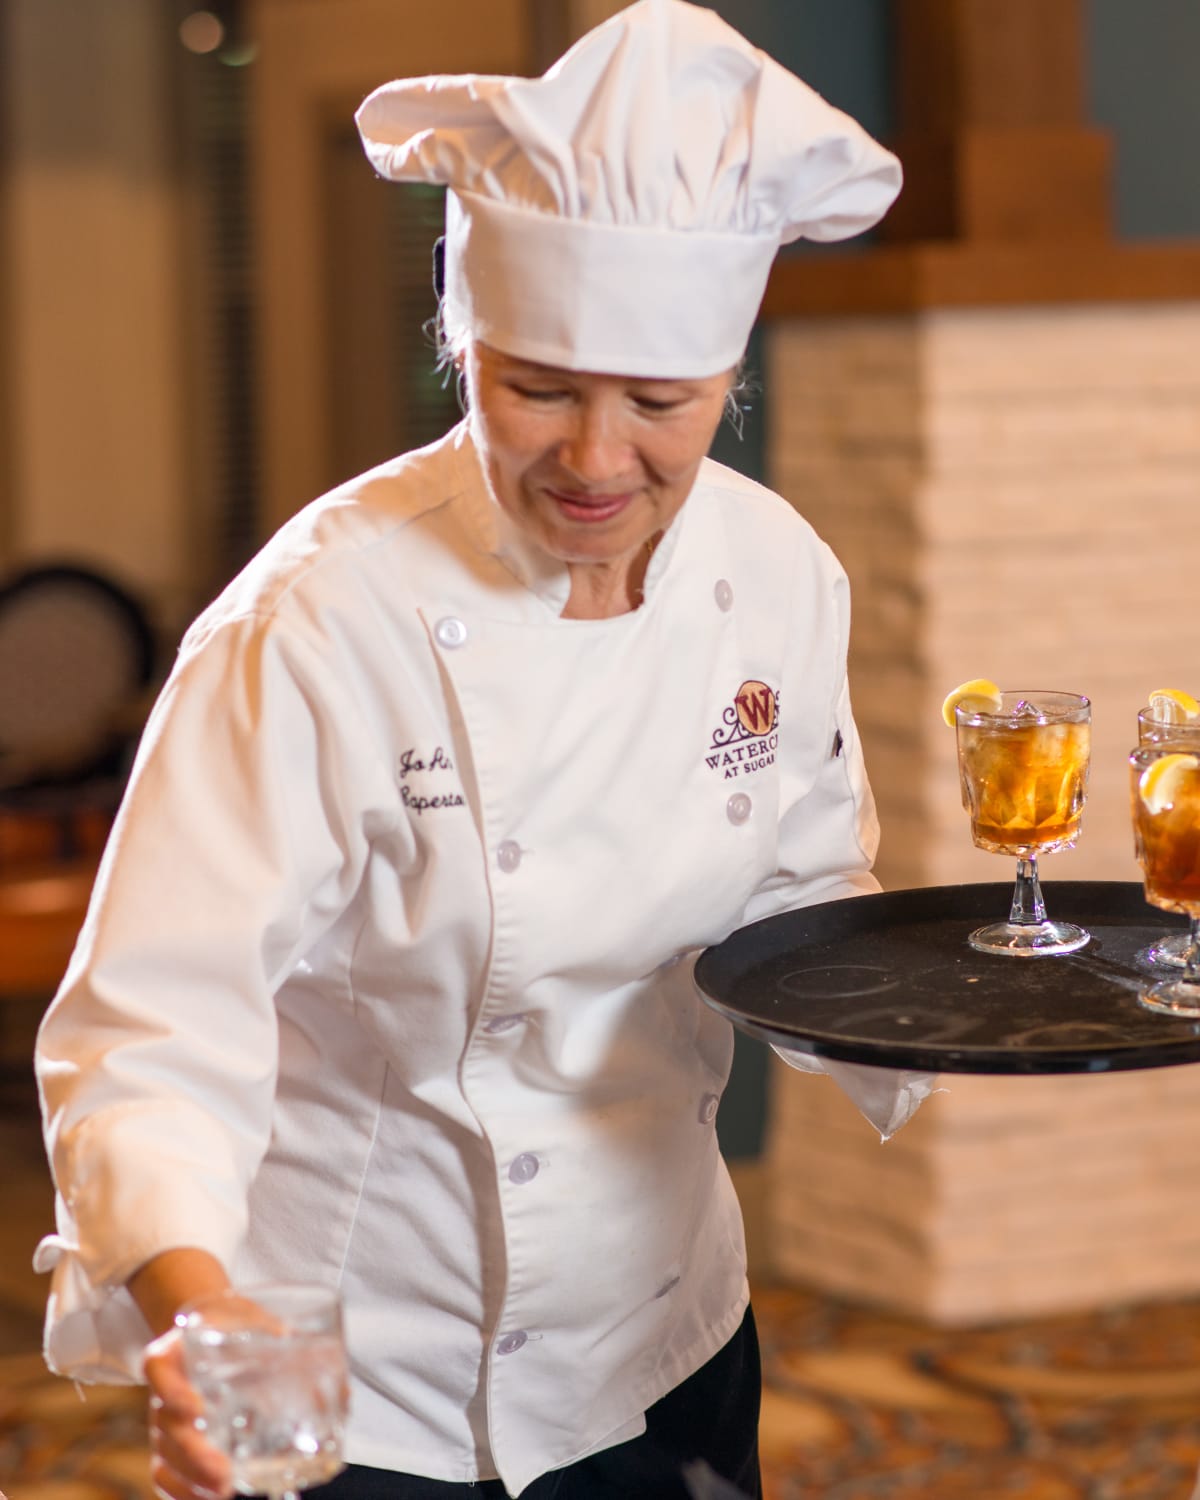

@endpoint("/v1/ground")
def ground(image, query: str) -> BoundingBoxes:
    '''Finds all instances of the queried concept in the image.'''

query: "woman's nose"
[558,403,630,482]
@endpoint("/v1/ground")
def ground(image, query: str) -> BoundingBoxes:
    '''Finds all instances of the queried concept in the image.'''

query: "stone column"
[760,0,1200,1323]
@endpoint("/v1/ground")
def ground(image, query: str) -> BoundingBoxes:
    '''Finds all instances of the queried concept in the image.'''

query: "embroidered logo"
[705,680,780,781]
[396,745,466,814]
[734,680,776,735]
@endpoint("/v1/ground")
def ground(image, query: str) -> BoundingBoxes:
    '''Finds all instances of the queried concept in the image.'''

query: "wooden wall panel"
[250,0,532,530]
[887,0,1111,245]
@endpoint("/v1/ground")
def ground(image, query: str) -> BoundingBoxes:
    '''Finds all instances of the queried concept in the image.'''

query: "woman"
[34,2,917,1496]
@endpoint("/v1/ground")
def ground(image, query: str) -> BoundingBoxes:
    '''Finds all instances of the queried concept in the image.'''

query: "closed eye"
[510,383,570,403]
[633,395,687,415]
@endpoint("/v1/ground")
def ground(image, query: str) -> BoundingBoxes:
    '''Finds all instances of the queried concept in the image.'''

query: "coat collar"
[449,421,686,617]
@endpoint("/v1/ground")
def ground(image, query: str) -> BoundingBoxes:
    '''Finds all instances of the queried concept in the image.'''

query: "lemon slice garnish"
[1147,688,1200,724]
[1138,752,1200,813]
[941,678,1002,728]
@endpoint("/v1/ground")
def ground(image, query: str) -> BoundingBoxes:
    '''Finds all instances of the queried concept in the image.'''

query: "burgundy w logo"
[734,681,776,735]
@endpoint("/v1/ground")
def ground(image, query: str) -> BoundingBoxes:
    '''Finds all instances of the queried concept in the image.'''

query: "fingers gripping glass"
[179,1284,349,1500]
[954,691,1091,956]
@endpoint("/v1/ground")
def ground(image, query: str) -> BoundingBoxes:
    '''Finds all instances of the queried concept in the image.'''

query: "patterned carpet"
[0,1352,153,1500]
[4,1281,1200,1499]
[753,1283,1200,1499]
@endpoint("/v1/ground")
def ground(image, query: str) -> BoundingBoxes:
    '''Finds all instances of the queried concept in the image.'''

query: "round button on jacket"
[726,792,752,825]
[496,1330,528,1356]
[497,840,523,873]
[483,1013,526,1035]
[714,579,734,612]
[434,616,468,649]
[508,1153,540,1184]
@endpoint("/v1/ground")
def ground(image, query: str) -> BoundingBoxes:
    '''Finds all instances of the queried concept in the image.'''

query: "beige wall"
[2,0,190,623]
[1,0,538,620]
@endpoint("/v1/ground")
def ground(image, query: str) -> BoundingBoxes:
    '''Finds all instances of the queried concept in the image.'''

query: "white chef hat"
[356,0,901,378]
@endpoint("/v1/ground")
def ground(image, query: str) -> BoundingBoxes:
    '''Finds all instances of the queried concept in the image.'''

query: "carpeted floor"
[754,1283,1200,1498]
[4,1080,1200,1499]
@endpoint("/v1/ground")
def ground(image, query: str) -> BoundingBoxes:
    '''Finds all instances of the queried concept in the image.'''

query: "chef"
[34,2,928,1497]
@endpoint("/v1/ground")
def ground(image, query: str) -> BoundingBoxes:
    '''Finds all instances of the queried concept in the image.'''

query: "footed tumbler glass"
[954,691,1091,956]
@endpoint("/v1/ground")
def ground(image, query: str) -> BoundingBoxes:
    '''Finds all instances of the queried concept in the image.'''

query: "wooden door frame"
[249,0,532,533]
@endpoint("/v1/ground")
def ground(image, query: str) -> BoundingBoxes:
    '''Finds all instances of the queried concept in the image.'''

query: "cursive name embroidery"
[398,745,454,778]
[397,745,465,815]
[401,785,465,815]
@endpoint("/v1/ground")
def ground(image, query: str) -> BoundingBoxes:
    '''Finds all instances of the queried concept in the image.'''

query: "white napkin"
[772,1045,942,1140]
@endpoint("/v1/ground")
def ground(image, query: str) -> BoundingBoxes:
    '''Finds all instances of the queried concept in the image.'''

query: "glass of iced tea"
[1129,743,1200,1015]
[1134,704,1200,968]
[954,691,1091,955]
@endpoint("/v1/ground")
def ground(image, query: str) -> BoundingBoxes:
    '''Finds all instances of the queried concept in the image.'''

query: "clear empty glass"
[1129,743,1200,1016]
[1137,704,1200,745]
[954,690,1091,956]
[179,1283,349,1500]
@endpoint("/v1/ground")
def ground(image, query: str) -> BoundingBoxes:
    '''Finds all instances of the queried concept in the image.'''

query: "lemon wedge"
[1139,752,1200,814]
[1147,688,1200,724]
[941,678,1002,728]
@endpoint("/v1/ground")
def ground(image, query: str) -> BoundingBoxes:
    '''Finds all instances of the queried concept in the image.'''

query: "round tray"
[694,881,1200,1075]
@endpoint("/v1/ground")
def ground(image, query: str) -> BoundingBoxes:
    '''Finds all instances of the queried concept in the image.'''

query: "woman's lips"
[547,488,636,524]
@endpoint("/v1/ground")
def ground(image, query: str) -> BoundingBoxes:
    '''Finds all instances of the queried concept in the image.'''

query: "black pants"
[309,1305,761,1499]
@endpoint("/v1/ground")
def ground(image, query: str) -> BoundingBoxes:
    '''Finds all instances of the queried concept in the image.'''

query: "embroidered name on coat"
[397,745,466,814]
[705,681,780,781]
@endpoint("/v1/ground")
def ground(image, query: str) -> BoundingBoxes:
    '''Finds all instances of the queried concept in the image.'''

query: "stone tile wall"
[769,303,1200,892]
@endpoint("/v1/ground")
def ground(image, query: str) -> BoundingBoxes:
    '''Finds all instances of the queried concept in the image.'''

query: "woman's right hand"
[144,1326,234,1500]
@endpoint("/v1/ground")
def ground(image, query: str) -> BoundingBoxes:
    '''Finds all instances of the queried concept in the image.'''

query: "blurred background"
[3,0,1198,635]
[3,0,1199,883]
[3,8,1200,1479]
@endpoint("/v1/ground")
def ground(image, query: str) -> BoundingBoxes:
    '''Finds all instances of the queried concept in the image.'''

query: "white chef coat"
[35,421,880,1497]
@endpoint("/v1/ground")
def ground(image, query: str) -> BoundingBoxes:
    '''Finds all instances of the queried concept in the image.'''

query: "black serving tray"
[694,881,1200,1075]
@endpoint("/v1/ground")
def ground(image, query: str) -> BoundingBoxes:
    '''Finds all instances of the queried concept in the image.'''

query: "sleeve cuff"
[37,1234,153,1384]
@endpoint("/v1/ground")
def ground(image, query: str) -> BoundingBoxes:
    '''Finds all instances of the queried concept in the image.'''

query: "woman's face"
[464,343,733,568]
